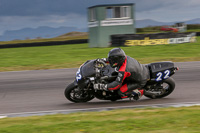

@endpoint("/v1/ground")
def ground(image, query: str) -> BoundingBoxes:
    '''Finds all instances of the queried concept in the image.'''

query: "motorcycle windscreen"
[81,60,96,78]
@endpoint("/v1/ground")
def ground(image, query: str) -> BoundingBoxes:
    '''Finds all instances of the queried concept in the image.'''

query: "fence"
[111,32,197,46]
[0,39,88,49]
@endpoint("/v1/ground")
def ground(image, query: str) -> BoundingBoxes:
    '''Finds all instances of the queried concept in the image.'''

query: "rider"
[94,48,150,100]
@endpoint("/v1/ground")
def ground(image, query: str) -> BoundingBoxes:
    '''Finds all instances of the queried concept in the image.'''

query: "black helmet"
[108,48,126,68]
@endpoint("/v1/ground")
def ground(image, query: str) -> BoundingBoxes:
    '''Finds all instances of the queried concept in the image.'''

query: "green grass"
[0,106,200,133]
[0,34,88,45]
[0,37,200,72]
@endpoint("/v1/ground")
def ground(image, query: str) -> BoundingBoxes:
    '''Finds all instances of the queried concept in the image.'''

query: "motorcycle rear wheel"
[144,77,175,99]
[64,83,94,103]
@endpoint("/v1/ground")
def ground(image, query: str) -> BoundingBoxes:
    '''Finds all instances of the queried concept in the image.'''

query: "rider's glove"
[94,83,108,91]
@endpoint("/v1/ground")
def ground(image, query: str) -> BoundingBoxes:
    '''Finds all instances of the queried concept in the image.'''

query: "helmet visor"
[108,56,124,67]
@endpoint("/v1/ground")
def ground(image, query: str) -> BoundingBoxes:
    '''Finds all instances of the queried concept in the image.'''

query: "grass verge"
[0,106,200,133]
[0,37,200,72]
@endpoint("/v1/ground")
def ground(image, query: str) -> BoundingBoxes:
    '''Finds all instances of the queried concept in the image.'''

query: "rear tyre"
[64,83,94,103]
[144,77,175,99]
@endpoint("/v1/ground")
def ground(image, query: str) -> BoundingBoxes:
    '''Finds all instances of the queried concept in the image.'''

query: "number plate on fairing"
[148,61,175,81]
[76,68,82,82]
[155,70,171,81]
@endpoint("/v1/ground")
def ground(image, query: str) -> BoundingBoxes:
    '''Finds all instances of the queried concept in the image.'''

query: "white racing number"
[155,70,171,81]
[156,72,163,81]
[164,70,170,79]
[76,68,82,81]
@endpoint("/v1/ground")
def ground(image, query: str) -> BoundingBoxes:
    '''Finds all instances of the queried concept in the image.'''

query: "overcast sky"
[0,0,200,35]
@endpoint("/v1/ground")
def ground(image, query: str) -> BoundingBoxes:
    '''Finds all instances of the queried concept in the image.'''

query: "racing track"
[0,62,200,117]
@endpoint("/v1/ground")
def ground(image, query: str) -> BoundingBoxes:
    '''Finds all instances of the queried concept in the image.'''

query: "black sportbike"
[64,59,178,103]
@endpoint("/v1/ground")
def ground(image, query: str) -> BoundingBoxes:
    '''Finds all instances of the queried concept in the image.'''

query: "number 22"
[156,70,170,81]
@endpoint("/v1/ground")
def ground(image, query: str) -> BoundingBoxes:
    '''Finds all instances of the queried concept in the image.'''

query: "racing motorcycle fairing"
[147,61,176,82]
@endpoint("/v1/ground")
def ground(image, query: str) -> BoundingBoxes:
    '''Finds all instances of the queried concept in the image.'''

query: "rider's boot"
[131,89,144,100]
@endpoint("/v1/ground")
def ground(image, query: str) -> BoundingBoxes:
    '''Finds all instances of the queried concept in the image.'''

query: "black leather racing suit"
[107,56,150,96]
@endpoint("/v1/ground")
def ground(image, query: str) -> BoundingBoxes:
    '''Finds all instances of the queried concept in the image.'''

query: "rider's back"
[125,56,150,85]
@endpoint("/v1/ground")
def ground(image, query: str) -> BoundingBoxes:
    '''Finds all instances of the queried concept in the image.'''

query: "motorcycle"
[64,59,178,103]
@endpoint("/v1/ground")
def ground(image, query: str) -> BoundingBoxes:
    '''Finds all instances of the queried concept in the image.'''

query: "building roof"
[88,3,134,9]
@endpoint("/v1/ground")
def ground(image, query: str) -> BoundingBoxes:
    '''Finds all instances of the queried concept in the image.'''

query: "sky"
[0,0,200,35]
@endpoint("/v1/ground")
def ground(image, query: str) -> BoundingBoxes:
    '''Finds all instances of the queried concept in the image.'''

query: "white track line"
[0,101,200,118]
[0,116,7,119]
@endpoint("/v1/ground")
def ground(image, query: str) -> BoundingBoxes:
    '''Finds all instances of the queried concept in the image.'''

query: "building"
[88,3,136,47]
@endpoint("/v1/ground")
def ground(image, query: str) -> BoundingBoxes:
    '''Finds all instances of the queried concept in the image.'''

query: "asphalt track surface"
[0,62,200,116]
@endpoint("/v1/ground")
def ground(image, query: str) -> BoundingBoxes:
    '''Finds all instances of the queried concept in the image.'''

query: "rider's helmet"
[108,48,126,68]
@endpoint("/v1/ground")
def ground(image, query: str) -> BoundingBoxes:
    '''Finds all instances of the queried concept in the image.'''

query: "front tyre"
[64,83,94,103]
[144,77,175,99]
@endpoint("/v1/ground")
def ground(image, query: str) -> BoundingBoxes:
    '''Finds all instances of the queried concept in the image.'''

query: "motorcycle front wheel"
[64,83,94,103]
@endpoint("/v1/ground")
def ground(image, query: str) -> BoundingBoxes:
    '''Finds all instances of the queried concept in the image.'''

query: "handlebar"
[100,76,117,80]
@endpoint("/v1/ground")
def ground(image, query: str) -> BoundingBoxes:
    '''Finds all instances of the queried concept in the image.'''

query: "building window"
[89,8,96,21]
[114,7,121,18]
[106,6,130,19]
[106,7,113,18]
[122,6,129,17]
